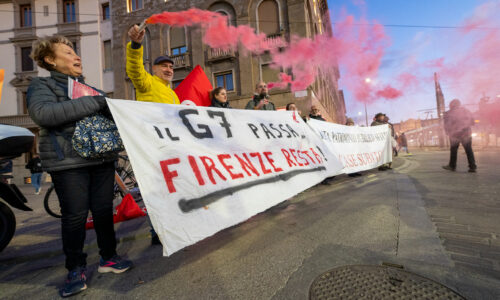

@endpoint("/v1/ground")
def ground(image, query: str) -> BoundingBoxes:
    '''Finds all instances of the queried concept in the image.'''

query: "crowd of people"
[22,25,476,297]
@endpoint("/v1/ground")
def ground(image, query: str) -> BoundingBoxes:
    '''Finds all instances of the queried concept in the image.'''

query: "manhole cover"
[309,265,464,299]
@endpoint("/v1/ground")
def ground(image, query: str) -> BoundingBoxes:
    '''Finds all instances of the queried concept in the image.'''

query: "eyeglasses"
[258,85,267,88]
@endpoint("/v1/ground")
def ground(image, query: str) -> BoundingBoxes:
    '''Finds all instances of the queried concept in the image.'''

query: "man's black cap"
[375,112,385,118]
[154,55,174,65]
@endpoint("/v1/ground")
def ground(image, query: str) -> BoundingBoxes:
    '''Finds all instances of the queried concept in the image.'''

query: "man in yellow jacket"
[127,24,180,104]
[127,25,179,246]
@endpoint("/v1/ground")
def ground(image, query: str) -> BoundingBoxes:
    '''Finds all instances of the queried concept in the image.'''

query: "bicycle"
[43,155,141,218]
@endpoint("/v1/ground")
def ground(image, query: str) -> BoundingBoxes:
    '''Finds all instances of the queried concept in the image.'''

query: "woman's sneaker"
[98,255,132,274]
[59,266,87,297]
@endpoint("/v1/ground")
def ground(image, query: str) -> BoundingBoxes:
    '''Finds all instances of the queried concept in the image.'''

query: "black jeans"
[449,135,476,170]
[50,162,117,271]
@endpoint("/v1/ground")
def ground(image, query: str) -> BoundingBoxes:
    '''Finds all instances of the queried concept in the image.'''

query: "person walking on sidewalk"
[25,154,43,194]
[27,35,132,297]
[442,99,477,172]
[399,132,410,154]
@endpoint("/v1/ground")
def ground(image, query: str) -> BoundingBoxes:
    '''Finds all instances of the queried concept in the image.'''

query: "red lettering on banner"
[250,152,272,174]
[234,153,260,177]
[309,148,322,163]
[289,149,304,166]
[159,158,180,193]
[357,154,365,165]
[188,155,205,185]
[296,150,309,166]
[263,151,283,172]
[281,149,296,167]
[218,154,244,180]
[200,156,227,184]
[302,150,316,165]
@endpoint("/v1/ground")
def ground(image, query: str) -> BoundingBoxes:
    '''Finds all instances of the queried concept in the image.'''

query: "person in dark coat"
[210,87,231,108]
[345,118,362,177]
[442,99,477,172]
[27,35,131,297]
[309,105,326,121]
[371,113,392,170]
[399,132,410,154]
[370,112,385,126]
[245,81,275,110]
[25,154,43,194]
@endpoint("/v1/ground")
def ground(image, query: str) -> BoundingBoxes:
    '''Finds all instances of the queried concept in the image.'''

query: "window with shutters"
[21,47,34,71]
[170,27,187,56]
[63,0,76,23]
[127,0,143,12]
[214,72,234,91]
[103,40,112,71]
[261,64,279,84]
[257,0,280,36]
[102,3,110,20]
[20,4,32,27]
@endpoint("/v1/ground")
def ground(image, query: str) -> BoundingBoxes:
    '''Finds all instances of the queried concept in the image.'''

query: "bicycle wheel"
[44,184,62,218]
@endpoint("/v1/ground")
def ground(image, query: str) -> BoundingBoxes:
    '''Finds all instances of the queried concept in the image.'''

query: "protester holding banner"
[126,24,180,104]
[245,81,275,110]
[345,118,362,177]
[371,113,392,170]
[371,112,386,126]
[127,24,182,245]
[345,118,355,126]
[286,103,297,111]
[27,35,131,297]
[309,105,326,121]
[210,87,231,108]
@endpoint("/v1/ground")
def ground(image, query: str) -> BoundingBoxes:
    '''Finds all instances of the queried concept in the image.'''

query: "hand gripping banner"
[107,99,344,255]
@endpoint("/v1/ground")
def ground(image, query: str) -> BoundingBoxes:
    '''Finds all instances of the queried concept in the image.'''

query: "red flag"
[85,193,146,230]
[174,65,213,106]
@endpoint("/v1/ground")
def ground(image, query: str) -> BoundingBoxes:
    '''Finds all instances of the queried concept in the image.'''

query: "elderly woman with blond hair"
[27,35,131,297]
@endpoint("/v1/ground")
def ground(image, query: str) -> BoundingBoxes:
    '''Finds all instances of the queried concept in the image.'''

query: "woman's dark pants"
[50,162,117,271]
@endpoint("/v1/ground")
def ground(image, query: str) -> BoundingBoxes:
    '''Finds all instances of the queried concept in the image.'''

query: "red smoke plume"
[147,8,401,102]
[147,8,285,53]
[438,1,500,105]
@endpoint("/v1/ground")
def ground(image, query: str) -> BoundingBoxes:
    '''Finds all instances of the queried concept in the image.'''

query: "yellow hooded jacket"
[126,42,180,104]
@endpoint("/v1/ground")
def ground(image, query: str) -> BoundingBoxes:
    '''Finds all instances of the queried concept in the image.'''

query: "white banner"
[307,119,393,174]
[107,100,344,255]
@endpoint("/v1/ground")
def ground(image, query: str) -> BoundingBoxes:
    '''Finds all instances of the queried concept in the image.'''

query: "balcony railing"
[264,33,286,49]
[171,53,190,69]
[207,48,236,62]
[0,114,37,128]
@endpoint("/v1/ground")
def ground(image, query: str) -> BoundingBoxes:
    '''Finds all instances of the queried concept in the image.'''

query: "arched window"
[216,10,231,26]
[258,0,280,36]
[208,2,237,26]
[170,27,187,56]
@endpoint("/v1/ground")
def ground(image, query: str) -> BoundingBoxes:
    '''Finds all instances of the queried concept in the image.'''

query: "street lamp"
[363,78,371,126]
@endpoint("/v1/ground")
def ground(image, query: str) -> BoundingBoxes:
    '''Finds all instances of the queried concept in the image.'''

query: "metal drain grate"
[309,265,464,299]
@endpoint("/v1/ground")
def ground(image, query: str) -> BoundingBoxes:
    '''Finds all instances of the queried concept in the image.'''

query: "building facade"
[110,0,346,123]
[0,0,114,183]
